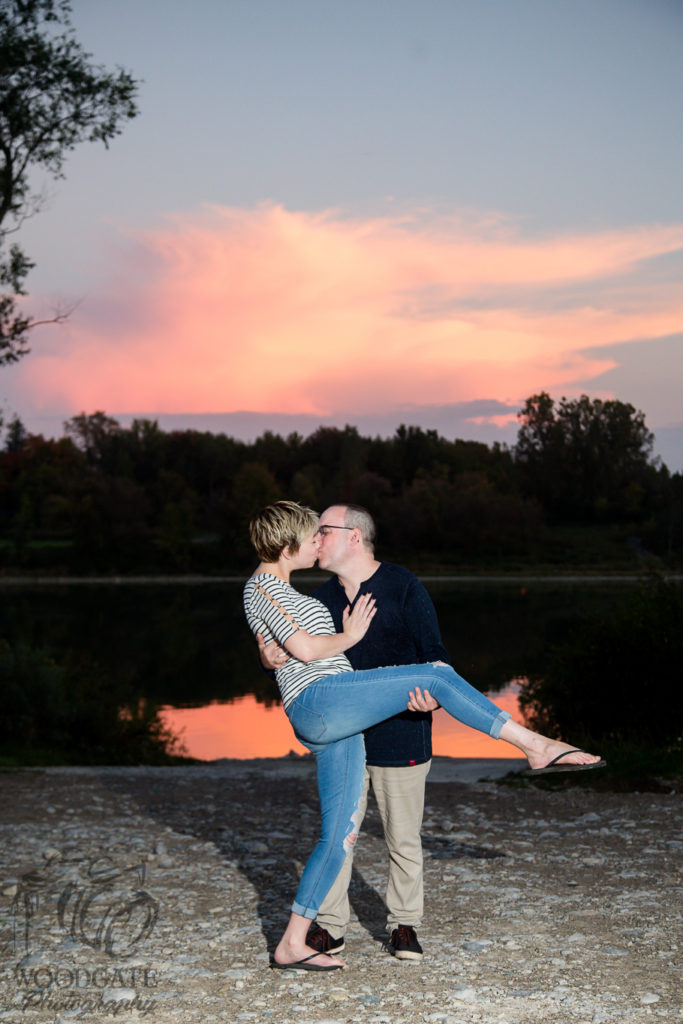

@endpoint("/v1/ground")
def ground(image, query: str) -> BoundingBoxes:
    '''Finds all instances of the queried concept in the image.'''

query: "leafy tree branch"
[0,0,139,364]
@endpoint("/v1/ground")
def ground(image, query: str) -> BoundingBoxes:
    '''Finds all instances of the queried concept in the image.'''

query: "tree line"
[1,393,681,573]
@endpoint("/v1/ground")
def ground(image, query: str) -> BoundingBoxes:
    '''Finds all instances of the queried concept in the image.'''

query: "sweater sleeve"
[403,576,451,665]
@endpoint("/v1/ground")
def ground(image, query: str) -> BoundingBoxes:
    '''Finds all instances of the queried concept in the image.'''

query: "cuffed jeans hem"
[291,901,317,920]
[490,709,511,739]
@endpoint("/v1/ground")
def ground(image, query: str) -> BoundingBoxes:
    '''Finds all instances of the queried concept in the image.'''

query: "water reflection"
[160,681,525,762]
[0,580,636,764]
[433,680,523,760]
[161,696,307,760]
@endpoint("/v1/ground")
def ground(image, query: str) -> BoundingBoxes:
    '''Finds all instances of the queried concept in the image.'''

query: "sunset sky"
[4,0,682,468]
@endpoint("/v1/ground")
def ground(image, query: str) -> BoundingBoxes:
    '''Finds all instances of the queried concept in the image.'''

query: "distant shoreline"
[1,573,681,585]
[13,754,525,783]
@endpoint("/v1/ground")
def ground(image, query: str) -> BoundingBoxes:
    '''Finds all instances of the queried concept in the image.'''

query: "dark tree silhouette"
[0,399,680,573]
[0,0,139,363]
[515,392,657,522]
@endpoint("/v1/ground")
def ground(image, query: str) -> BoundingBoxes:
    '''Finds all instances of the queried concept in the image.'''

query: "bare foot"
[525,739,602,772]
[498,720,602,771]
[272,939,345,969]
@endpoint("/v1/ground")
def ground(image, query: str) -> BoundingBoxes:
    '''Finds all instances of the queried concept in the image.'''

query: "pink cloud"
[13,204,683,418]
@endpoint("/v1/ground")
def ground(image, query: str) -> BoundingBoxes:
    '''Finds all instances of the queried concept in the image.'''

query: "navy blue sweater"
[312,562,450,767]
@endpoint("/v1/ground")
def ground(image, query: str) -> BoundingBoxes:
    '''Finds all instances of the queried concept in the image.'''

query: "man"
[259,503,447,961]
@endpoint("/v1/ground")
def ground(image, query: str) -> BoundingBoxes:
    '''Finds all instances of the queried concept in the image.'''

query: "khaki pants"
[316,760,431,937]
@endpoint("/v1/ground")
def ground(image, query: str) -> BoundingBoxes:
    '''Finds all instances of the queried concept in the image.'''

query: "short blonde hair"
[249,500,319,562]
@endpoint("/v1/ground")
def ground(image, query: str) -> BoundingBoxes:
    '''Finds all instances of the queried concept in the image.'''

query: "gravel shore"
[1,759,681,1024]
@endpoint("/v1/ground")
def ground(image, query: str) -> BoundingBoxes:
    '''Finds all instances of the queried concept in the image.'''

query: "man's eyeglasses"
[317,525,354,537]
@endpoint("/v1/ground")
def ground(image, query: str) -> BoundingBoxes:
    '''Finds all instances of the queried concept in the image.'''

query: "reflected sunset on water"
[160,682,524,762]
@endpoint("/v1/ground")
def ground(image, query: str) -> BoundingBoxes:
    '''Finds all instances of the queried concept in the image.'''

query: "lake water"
[0,576,642,760]
[160,682,525,761]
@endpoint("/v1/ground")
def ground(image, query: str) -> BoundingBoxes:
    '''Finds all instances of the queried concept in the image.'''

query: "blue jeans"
[286,662,511,919]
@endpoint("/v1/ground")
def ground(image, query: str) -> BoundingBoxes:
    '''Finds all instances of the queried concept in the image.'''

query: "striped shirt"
[243,572,352,709]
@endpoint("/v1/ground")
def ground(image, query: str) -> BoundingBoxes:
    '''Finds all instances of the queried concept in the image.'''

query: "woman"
[243,501,604,971]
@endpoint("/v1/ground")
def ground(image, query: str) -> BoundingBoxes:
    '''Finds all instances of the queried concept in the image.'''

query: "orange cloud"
[16,204,683,418]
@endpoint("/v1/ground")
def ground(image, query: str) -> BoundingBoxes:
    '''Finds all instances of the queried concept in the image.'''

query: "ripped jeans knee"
[291,734,366,920]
